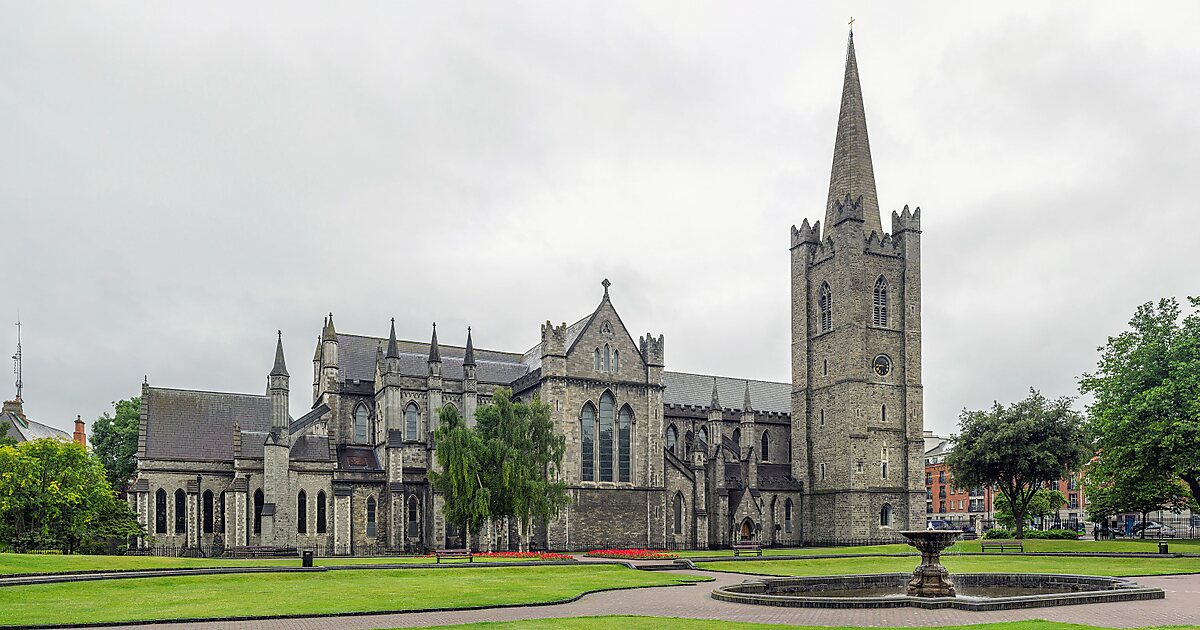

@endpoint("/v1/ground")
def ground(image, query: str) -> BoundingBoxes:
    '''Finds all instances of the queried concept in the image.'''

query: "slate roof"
[291,434,332,461]
[1,409,70,442]
[338,445,381,471]
[336,333,528,385]
[662,372,790,415]
[520,314,591,371]
[143,387,271,461]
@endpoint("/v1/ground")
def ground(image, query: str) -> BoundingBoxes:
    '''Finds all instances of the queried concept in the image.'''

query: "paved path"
[89,569,1200,629]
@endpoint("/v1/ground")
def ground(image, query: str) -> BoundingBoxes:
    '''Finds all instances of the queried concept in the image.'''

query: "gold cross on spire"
[848,16,855,31]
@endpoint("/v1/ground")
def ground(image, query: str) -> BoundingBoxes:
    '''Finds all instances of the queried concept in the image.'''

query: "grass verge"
[0,565,705,627]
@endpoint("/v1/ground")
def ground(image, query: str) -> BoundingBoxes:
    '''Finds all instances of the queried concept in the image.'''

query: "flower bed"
[475,551,574,561]
[584,548,679,560]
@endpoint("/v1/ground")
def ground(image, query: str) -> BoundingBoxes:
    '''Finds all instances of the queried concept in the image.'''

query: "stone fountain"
[899,529,961,597]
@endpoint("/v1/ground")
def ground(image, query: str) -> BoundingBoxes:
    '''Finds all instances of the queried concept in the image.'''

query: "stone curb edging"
[680,551,1200,562]
[0,574,714,630]
[0,560,632,588]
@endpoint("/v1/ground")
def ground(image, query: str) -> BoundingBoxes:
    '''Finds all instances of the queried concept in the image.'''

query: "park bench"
[226,546,298,558]
[980,540,1023,553]
[434,548,473,563]
[733,542,763,557]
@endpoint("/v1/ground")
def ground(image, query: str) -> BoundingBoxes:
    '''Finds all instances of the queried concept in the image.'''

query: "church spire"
[270,330,289,377]
[824,30,883,236]
[428,323,440,363]
[386,318,400,359]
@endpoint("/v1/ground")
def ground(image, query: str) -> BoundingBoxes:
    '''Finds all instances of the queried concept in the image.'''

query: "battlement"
[810,235,836,265]
[891,205,921,234]
[864,230,902,257]
[639,333,665,367]
[540,320,567,356]
[830,193,866,227]
[790,218,822,248]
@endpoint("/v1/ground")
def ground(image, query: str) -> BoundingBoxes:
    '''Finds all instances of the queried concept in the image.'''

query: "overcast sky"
[2,2,1197,437]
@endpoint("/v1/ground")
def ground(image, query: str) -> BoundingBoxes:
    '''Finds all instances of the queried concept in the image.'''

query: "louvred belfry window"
[873,276,888,327]
[819,283,833,332]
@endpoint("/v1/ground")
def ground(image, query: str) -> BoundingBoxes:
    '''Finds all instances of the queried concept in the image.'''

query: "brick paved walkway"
[88,569,1200,629]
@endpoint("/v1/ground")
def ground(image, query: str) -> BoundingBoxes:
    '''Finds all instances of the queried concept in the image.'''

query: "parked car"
[926,520,958,531]
[1130,522,1177,538]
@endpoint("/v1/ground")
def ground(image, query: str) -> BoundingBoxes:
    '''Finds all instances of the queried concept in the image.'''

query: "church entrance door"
[739,518,754,541]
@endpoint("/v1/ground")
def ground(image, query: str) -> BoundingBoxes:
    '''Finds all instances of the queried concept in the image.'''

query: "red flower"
[583,548,678,560]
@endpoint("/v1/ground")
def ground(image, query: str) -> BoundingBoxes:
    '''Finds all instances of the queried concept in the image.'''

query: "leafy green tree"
[1080,297,1200,507]
[429,405,491,546]
[1084,469,1191,537]
[946,389,1091,539]
[0,416,15,448]
[994,488,1065,530]
[91,397,141,493]
[0,438,143,553]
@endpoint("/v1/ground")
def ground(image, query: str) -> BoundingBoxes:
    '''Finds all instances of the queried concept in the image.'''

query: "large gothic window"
[202,490,214,534]
[253,489,264,535]
[665,424,677,455]
[174,489,186,534]
[405,403,419,441]
[580,403,595,481]
[155,489,167,534]
[316,491,327,534]
[353,404,369,444]
[618,405,632,482]
[366,496,377,537]
[819,282,832,332]
[760,431,770,462]
[873,276,888,327]
[297,490,307,534]
[598,391,614,482]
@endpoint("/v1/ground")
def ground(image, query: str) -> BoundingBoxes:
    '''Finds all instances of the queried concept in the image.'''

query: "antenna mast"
[12,319,21,401]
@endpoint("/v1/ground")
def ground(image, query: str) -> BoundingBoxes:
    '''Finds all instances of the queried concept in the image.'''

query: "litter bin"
[302,550,314,567]
[1158,541,1169,555]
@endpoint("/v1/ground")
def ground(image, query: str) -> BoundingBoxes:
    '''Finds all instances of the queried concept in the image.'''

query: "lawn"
[411,618,1200,630]
[697,554,1200,577]
[0,552,559,575]
[676,538,1200,558]
[0,565,706,627]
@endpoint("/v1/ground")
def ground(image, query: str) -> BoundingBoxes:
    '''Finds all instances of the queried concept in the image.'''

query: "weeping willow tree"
[429,405,490,548]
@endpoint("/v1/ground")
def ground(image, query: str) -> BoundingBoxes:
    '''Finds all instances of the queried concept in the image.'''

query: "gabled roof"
[662,372,790,415]
[336,333,528,385]
[1,409,70,442]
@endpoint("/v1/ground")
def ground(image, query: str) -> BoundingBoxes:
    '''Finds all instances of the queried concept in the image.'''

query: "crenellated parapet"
[639,333,665,367]
[810,236,836,265]
[790,218,822,249]
[540,320,567,357]
[864,229,902,257]
[891,205,921,235]
[830,193,865,228]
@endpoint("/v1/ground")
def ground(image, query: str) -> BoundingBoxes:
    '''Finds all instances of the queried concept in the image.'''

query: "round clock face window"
[873,354,892,377]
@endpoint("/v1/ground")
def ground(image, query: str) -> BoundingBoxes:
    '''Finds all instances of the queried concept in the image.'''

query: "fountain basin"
[711,573,1164,610]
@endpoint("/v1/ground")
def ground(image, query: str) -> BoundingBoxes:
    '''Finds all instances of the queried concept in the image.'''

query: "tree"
[994,488,1065,530]
[429,405,491,546]
[1084,469,1191,537]
[946,389,1091,539]
[0,416,15,448]
[1080,297,1200,508]
[0,438,144,553]
[91,397,141,493]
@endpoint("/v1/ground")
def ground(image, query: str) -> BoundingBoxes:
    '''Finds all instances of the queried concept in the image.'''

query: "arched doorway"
[739,517,755,542]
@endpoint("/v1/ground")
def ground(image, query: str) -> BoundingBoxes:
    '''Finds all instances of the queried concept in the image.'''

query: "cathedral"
[129,32,925,554]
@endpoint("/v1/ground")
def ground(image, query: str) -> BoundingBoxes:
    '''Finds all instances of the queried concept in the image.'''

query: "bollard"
[302,550,314,567]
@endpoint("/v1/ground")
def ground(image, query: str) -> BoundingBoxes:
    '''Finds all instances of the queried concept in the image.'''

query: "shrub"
[1023,529,1080,540]
[584,548,679,560]
[983,528,1013,539]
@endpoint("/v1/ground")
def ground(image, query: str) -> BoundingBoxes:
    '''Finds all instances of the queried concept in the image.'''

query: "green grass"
[0,552,556,575]
[697,553,1200,577]
[0,565,705,627]
[676,538,1200,558]
[411,618,1200,630]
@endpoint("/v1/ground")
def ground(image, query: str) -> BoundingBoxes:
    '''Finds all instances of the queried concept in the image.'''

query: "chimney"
[73,415,86,447]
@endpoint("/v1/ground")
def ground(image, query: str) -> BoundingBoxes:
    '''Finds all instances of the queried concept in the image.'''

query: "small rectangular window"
[819,463,826,481]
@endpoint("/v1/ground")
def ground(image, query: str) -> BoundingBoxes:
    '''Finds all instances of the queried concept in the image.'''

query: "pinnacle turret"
[428,323,440,363]
[710,377,720,410]
[824,31,882,236]
[270,331,289,377]
[463,326,476,367]
[322,313,337,342]
[386,318,400,359]
[742,380,753,413]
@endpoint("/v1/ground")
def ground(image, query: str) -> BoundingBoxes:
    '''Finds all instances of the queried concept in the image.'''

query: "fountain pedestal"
[899,530,961,597]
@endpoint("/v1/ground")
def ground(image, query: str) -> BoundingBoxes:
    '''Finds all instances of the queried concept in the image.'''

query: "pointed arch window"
[593,348,601,371]
[353,403,369,444]
[881,404,887,423]
[202,490,214,534]
[881,446,890,481]
[673,492,684,535]
[873,276,888,327]
[696,426,708,449]
[407,495,420,538]
[618,405,632,482]
[613,349,619,373]
[580,403,595,482]
[155,489,167,534]
[253,489,264,535]
[297,490,307,534]
[665,424,677,455]
[316,491,327,534]
[819,282,833,332]
[405,402,419,441]
[219,492,226,533]
[366,496,377,537]
[760,431,770,462]
[785,498,794,533]
[603,344,611,372]
[731,427,741,450]
[880,503,893,527]
[174,489,186,534]
[598,391,614,482]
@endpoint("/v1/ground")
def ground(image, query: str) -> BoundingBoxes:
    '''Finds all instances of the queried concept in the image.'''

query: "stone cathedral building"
[129,32,924,554]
